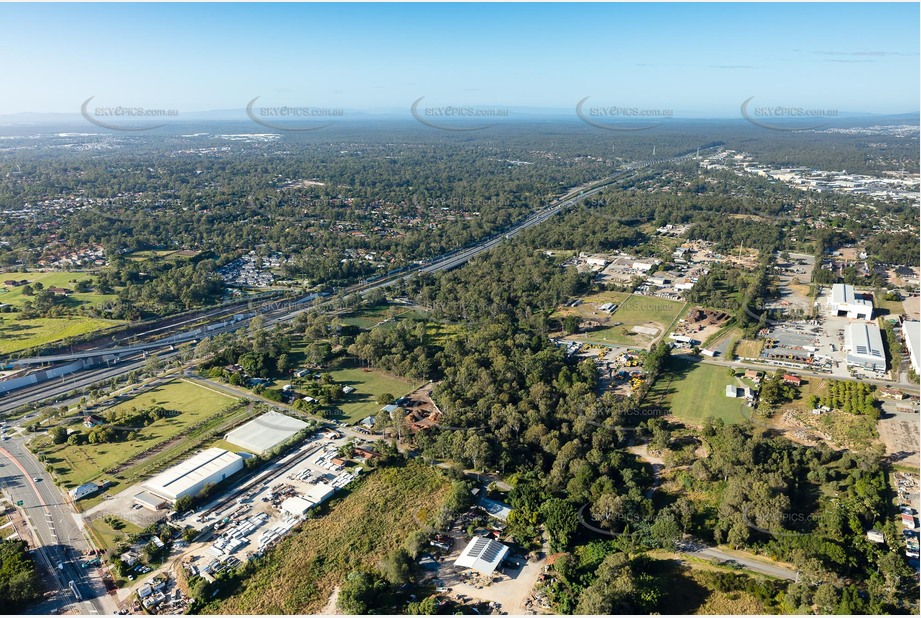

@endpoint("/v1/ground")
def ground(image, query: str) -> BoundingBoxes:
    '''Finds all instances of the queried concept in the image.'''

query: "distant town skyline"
[0,2,918,117]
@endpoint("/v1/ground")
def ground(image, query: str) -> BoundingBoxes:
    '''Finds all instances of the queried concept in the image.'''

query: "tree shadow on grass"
[652,559,711,614]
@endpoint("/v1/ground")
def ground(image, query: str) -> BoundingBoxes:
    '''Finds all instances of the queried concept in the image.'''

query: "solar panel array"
[470,537,489,557]
[479,539,503,563]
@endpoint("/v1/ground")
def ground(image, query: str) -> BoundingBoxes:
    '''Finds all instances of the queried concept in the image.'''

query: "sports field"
[647,358,750,425]
[0,314,120,354]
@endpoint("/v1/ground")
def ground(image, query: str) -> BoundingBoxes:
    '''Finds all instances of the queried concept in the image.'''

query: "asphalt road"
[677,540,798,581]
[697,355,920,396]
[0,439,115,615]
[1,148,714,415]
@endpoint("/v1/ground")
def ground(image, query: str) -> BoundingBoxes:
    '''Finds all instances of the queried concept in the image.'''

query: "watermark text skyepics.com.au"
[411,97,509,131]
[246,96,344,131]
[576,97,673,131]
[81,97,178,131]
[741,97,838,131]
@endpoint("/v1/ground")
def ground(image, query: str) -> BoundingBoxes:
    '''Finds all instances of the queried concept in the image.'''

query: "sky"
[0,2,918,118]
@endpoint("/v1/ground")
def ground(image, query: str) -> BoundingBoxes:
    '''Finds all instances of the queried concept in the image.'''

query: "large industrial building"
[455,537,509,575]
[844,322,886,373]
[144,448,244,503]
[905,321,921,374]
[827,284,874,320]
[224,410,309,455]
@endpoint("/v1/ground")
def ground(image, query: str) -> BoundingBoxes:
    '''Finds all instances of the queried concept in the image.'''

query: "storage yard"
[170,433,362,570]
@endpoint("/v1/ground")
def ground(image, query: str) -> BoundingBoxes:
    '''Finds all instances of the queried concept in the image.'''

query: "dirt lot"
[440,555,547,614]
[878,412,920,469]
[672,307,731,344]
[903,295,921,321]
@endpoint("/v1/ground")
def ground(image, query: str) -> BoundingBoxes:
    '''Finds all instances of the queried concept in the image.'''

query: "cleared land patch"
[0,271,118,308]
[327,365,415,424]
[561,293,686,349]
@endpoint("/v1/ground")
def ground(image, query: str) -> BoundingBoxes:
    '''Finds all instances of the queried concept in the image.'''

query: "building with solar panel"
[454,537,509,575]
[844,321,886,373]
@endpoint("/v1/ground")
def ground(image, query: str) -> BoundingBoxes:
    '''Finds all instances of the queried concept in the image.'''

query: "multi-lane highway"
[1,149,713,416]
[0,150,713,614]
[0,438,116,615]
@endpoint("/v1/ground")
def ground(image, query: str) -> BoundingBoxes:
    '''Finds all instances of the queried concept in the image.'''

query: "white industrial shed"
[845,322,886,372]
[454,537,509,575]
[303,482,335,505]
[905,321,921,374]
[144,448,244,503]
[280,496,314,517]
[224,410,308,454]
[827,284,874,320]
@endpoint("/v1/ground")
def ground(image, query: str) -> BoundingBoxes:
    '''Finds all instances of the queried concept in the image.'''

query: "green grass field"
[124,249,200,263]
[564,294,686,348]
[648,359,750,425]
[40,379,239,489]
[0,271,118,308]
[327,366,414,423]
[339,303,428,329]
[86,516,143,554]
[0,314,120,354]
[876,297,905,317]
[735,338,765,358]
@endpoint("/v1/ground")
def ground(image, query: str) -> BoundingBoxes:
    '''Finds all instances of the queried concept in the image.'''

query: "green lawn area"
[876,297,905,317]
[39,379,239,489]
[0,314,120,354]
[124,249,200,263]
[565,294,686,348]
[339,303,428,330]
[648,358,750,425]
[86,516,143,554]
[0,271,118,308]
[327,365,415,424]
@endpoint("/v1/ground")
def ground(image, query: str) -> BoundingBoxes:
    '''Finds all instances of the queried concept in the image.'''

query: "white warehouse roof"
[845,322,886,371]
[454,537,509,575]
[280,496,313,517]
[224,411,308,454]
[303,482,335,505]
[144,448,243,502]
[828,284,873,320]
[905,321,921,374]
